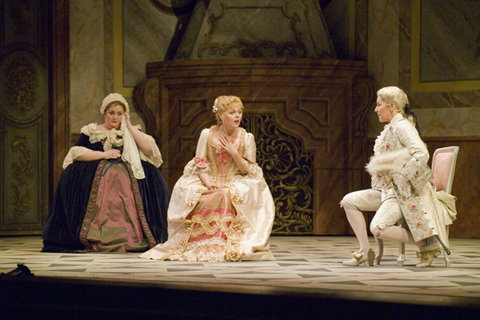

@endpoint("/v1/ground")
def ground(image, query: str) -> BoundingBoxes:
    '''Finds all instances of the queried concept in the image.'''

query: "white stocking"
[379,226,424,248]
[344,207,370,251]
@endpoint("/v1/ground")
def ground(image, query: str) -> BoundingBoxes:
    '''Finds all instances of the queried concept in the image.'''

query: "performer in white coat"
[340,86,456,268]
[140,95,275,262]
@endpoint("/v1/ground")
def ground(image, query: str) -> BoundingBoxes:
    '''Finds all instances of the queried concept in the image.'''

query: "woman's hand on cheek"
[123,113,132,127]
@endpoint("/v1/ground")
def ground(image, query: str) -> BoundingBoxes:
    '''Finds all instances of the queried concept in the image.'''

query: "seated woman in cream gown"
[140,95,275,262]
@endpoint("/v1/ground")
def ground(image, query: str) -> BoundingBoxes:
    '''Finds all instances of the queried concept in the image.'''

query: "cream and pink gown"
[139,126,275,262]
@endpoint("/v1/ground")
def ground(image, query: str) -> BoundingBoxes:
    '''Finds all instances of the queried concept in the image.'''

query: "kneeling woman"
[340,86,456,268]
[139,95,275,262]
[42,93,169,253]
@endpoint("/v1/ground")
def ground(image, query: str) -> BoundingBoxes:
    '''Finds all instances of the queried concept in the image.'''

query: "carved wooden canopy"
[134,57,375,235]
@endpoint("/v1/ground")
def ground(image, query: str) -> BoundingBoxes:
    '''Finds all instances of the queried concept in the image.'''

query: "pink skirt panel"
[86,163,149,252]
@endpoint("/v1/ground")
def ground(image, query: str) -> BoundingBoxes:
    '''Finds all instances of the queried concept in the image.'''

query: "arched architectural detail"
[135,57,373,235]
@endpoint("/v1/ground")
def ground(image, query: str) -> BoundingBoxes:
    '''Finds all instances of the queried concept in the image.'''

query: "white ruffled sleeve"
[62,146,90,169]
[241,133,263,178]
[139,133,163,168]
[183,129,211,176]
[195,129,209,158]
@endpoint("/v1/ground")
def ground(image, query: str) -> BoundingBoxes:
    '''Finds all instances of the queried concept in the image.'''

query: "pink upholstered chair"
[375,146,460,267]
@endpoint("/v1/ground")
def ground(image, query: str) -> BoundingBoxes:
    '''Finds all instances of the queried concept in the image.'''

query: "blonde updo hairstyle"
[377,86,415,127]
[212,95,244,126]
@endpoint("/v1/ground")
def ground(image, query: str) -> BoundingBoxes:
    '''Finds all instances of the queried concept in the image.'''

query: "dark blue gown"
[41,133,169,252]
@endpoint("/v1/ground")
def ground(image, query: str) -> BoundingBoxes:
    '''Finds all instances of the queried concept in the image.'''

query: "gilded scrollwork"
[198,4,308,58]
[243,114,314,234]
[11,133,33,217]
[4,57,37,113]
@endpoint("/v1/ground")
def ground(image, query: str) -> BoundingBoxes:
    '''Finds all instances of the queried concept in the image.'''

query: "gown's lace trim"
[139,134,163,168]
[242,158,263,178]
[165,211,245,262]
[206,126,245,186]
[81,123,127,148]
[183,159,210,175]
[62,146,90,169]
[187,211,236,238]
[163,126,250,262]
[67,123,162,172]
[78,160,156,249]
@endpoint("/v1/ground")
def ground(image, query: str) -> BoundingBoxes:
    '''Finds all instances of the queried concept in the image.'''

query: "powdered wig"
[377,86,422,137]
[212,95,244,125]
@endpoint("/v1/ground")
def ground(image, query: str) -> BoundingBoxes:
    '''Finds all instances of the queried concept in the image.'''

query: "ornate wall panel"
[134,58,374,235]
[243,114,314,234]
[175,0,336,59]
[0,0,51,235]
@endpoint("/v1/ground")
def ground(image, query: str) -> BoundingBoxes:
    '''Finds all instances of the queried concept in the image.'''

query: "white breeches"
[340,189,404,236]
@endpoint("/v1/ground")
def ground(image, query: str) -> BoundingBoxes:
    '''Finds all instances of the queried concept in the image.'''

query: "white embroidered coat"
[366,114,455,249]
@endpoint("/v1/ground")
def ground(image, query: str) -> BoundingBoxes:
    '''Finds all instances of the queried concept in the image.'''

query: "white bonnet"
[100,93,130,114]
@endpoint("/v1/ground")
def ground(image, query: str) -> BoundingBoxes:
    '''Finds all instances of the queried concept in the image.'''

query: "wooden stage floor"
[1,235,479,319]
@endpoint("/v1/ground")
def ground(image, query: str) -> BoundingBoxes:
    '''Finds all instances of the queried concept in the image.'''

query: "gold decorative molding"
[244,114,314,235]
[11,133,32,217]
[4,57,37,113]
[411,0,480,92]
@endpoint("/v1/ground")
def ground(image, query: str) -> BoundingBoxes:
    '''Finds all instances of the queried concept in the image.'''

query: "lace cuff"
[195,157,208,168]
[139,134,163,168]
[183,158,210,175]
[371,174,388,189]
[62,146,90,169]
[242,158,263,178]
[401,157,433,190]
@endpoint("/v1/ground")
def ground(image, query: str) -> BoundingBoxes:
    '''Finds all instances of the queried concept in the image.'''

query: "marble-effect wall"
[368,0,480,138]
[69,0,480,137]
[67,0,480,238]
[420,0,480,82]
[69,0,177,133]
[123,1,178,87]
[70,0,106,132]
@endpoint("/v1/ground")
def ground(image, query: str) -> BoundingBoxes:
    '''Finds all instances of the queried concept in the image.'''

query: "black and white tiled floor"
[1,236,480,300]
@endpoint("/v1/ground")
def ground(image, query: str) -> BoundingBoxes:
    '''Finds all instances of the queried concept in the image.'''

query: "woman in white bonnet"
[340,86,456,268]
[42,93,170,253]
[139,95,275,262]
